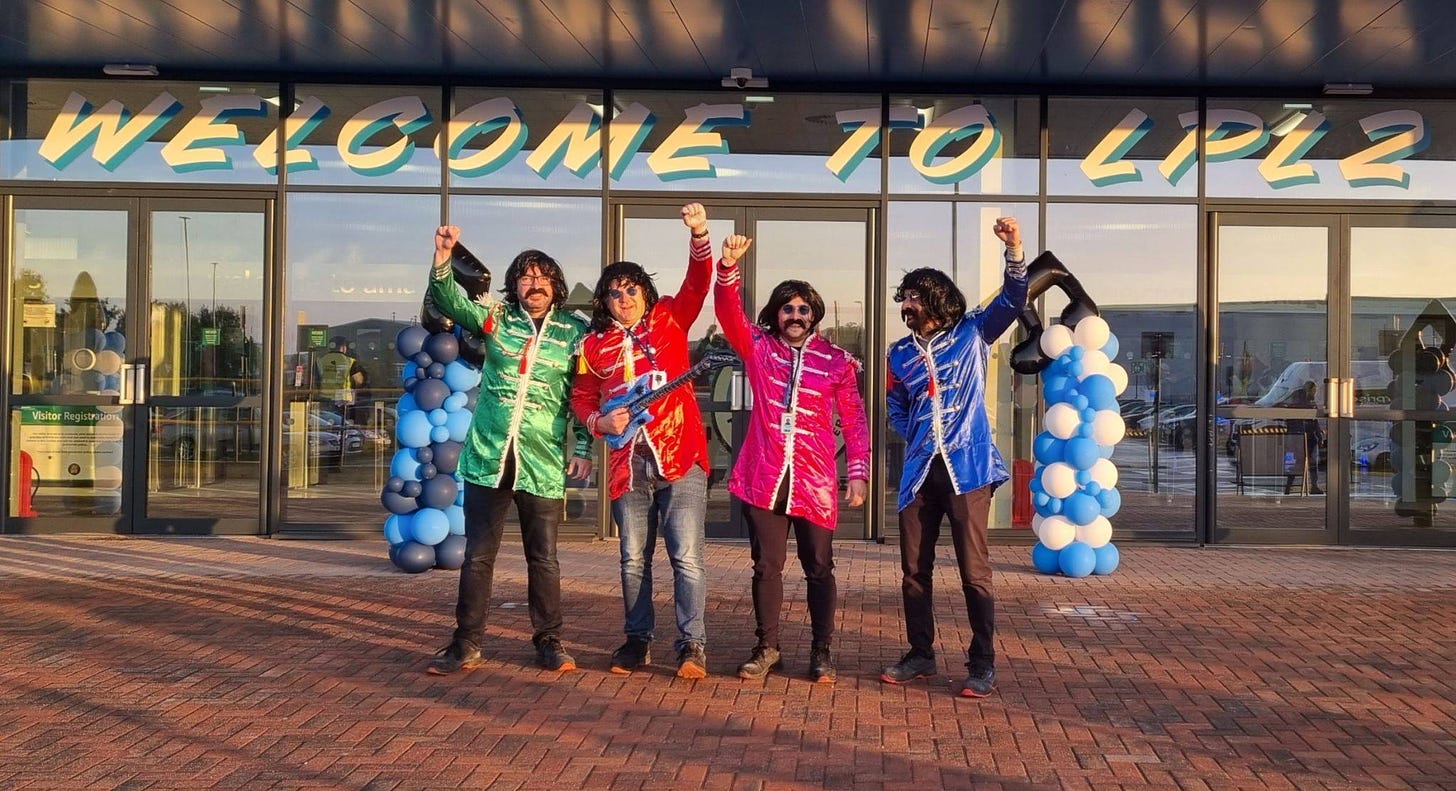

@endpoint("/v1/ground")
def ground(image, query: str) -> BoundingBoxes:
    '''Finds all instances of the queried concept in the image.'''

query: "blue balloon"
[419,463,438,480]
[416,446,434,464]
[413,351,434,368]
[1067,360,1085,378]
[1058,541,1096,578]
[1033,492,1049,508]
[396,325,431,359]
[403,377,419,393]
[1033,433,1065,465]
[1101,334,1120,360]
[414,365,430,380]
[1036,496,1063,517]
[1080,374,1118,411]
[414,378,451,411]
[444,391,468,413]
[390,448,421,480]
[397,411,433,448]
[1029,475,1045,495]
[385,475,405,493]
[1073,395,1090,411]
[1063,492,1100,526]
[426,362,447,379]
[101,374,122,392]
[401,480,423,499]
[1076,469,1093,486]
[381,489,418,515]
[428,408,449,427]
[420,475,458,510]
[446,409,472,443]
[444,360,482,393]
[383,514,410,545]
[1080,408,1097,424]
[1085,481,1103,497]
[1065,437,1101,470]
[1097,487,1122,518]
[402,361,419,384]
[425,332,461,365]
[455,487,465,507]
[1093,543,1121,575]
[1099,443,1116,459]
[432,441,463,475]
[84,328,106,351]
[445,504,465,535]
[430,425,450,444]
[411,508,450,546]
[1043,374,1074,404]
[392,541,435,573]
[398,392,419,413]
[1068,346,1085,360]
[103,331,127,353]
[464,388,479,412]
[1078,423,1095,438]
[434,534,466,570]
[1031,542,1061,574]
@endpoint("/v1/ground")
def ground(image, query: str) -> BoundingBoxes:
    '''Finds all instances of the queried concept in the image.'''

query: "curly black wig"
[757,279,825,336]
[500,249,568,309]
[894,267,967,330]
[590,261,660,331]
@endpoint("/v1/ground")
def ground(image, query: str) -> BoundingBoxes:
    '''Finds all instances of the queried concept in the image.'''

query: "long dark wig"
[589,261,660,331]
[757,279,825,337]
[894,267,967,329]
[500,249,569,309]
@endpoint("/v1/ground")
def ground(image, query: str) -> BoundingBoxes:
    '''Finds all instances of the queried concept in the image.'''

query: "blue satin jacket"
[887,266,1028,511]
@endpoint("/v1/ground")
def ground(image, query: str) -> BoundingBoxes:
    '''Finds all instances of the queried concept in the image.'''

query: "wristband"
[690,229,709,238]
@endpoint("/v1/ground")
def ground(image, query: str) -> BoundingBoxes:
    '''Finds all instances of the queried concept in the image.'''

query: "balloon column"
[381,252,491,573]
[1027,315,1128,578]
[1385,300,1456,526]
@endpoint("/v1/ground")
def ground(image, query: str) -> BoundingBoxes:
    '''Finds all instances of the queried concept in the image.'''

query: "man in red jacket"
[572,202,713,678]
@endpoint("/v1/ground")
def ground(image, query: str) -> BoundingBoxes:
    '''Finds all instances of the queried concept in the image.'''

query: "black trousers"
[453,454,564,648]
[897,456,995,669]
[745,503,836,649]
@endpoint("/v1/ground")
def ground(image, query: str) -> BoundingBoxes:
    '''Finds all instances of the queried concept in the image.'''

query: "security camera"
[721,67,768,89]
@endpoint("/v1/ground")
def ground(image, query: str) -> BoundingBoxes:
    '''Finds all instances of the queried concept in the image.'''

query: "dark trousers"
[898,456,995,669]
[745,503,837,649]
[453,455,564,648]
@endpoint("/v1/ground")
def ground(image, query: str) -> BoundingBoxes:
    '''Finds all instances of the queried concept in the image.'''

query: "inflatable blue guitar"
[601,350,738,450]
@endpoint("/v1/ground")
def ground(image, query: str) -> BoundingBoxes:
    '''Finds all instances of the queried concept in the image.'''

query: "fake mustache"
[784,319,808,330]
[525,288,549,298]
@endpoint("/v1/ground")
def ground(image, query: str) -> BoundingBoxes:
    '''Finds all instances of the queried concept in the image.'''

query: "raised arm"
[668,202,714,329]
[974,216,1029,342]
[427,225,491,334]
[712,234,756,359]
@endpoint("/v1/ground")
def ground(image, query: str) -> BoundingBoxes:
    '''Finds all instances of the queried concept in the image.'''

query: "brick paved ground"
[0,538,1453,790]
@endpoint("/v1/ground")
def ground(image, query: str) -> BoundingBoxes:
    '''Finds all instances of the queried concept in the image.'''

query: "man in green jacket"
[425,225,592,676]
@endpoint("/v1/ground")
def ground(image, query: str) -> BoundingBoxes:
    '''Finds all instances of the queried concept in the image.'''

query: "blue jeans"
[612,452,708,652]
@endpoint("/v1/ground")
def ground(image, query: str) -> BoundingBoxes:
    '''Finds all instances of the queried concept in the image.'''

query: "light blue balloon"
[1031,542,1061,574]
[1065,438,1100,470]
[1078,423,1095,439]
[1098,443,1116,459]
[1033,492,1049,508]
[445,504,465,535]
[1074,395,1089,411]
[384,514,411,546]
[397,410,433,448]
[1080,408,1098,424]
[1076,469,1093,486]
[1097,487,1122,518]
[1063,492,1100,526]
[1058,541,1096,578]
[444,360,482,393]
[411,508,450,546]
[1085,481,1103,497]
[1101,334,1119,360]
[455,487,465,507]
[444,391,468,413]
[1093,543,1121,575]
[1080,375,1118,411]
[402,361,419,384]
[430,425,451,444]
[446,409,472,443]
[1046,496,1063,515]
[1068,360,1085,378]
[390,448,422,480]
[1029,475,1045,495]
[397,392,419,413]
[428,408,449,427]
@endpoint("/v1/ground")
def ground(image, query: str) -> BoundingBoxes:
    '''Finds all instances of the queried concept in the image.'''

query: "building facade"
[3,7,1455,548]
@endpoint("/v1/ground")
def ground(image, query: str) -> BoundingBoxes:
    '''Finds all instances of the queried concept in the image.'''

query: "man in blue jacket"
[882,216,1026,698]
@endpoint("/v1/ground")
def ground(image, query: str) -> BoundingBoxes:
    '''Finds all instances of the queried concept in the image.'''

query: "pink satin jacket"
[714,258,871,530]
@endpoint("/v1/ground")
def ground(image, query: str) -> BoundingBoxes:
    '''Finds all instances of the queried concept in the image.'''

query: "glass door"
[1212,213,1339,543]
[614,202,874,538]
[4,196,269,534]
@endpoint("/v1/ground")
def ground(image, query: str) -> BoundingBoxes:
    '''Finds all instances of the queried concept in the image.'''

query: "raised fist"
[722,234,753,265]
[681,203,708,233]
[992,217,1021,248]
[434,225,461,266]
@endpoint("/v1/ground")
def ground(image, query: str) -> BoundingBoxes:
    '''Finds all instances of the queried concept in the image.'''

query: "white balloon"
[1073,316,1111,350]
[1031,514,1045,539]
[1040,516,1076,550]
[1041,462,1079,499]
[95,349,123,375]
[1040,324,1074,359]
[1076,515,1113,548]
[1092,410,1126,445]
[94,465,124,490]
[1077,349,1111,379]
[1045,402,1081,439]
[1106,363,1129,395]
[1090,458,1119,489]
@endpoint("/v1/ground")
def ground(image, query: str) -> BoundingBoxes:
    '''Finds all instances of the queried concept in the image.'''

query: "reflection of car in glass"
[152,407,260,461]
[282,412,363,455]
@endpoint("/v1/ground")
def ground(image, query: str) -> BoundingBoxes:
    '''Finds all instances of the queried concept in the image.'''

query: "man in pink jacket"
[713,232,871,683]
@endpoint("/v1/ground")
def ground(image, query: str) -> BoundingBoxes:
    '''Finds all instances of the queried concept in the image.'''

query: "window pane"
[287,85,442,188]
[1048,97,1198,197]
[888,95,1039,195]
[449,87,604,190]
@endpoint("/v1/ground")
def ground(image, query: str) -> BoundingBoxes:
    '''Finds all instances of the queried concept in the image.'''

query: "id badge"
[780,412,794,433]
[649,370,667,389]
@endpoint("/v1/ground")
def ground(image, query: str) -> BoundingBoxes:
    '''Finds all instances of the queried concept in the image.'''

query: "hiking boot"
[536,637,577,672]
[880,650,937,684]
[736,645,782,680]
[808,644,836,684]
[609,637,652,674]
[676,642,708,679]
[960,664,996,698]
[426,640,483,675]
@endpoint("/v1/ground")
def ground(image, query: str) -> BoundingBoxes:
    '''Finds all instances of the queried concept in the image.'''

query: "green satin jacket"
[427,262,590,500]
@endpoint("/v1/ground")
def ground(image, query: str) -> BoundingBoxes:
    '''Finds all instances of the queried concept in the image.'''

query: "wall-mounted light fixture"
[1323,82,1373,96]
[102,63,159,77]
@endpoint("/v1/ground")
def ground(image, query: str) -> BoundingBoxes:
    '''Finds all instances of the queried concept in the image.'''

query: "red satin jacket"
[571,237,713,500]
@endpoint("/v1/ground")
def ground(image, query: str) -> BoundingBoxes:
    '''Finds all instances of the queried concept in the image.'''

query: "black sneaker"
[426,640,483,675]
[809,644,836,684]
[880,650,937,684]
[960,664,996,698]
[676,642,708,679]
[536,637,577,672]
[736,645,782,680]
[609,637,652,675]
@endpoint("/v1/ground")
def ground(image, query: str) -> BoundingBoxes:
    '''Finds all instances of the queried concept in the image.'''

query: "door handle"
[1342,377,1355,418]
[1324,377,1340,417]
[119,363,134,405]
[135,363,149,405]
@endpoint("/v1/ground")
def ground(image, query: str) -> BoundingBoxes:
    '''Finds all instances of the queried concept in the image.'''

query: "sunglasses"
[893,290,923,304]
[518,274,552,286]
[608,285,641,300]
[780,304,813,317]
